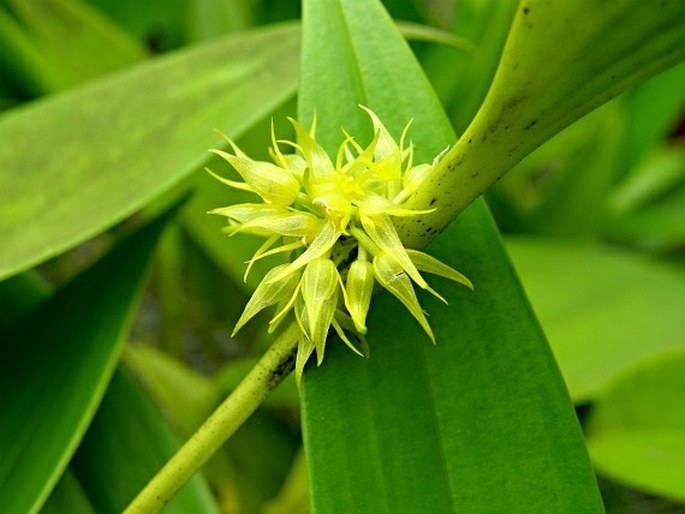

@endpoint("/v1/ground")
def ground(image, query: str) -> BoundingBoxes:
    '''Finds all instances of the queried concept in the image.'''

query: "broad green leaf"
[87,0,189,51]
[0,210,171,514]
[71,366,220,514]
[40,470,95,514]
[0,270,50,333]
[605,196,685,250]
[187,0,252,41]
[585,350,685,501]
[0,5,63,96]
[4,0,145,90]
[608,145,685,215]
[506,237,685,402]
[0,22,299,281]
[299,1,602,512]
[618,62,685,175]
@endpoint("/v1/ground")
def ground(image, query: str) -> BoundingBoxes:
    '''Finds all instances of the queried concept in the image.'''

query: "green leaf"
[506,237,685,402]
[3,0,145,91]
[609,145,685,215]
[86,0,188,51]
[71,366,221,514]
[187,0,252,41]
[0,211,171,514]
[39,469,96,514]
[0,270,50,333]
[617,62,685,175]
[0,5,63,96]
[122,344,222,436]
[0,22,299,281]
[585,350,685,501]
[298,1,602,512]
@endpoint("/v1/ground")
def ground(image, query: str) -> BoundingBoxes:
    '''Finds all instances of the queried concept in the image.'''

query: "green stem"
[123,322,300,514]
[395,0,685,250]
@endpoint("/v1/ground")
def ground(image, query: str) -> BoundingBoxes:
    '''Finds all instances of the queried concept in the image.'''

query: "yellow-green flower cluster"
[209,107,472,382]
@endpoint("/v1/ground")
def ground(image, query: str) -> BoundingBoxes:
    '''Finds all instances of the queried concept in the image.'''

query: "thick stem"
[395,0,685,249]
[123,322,300,514]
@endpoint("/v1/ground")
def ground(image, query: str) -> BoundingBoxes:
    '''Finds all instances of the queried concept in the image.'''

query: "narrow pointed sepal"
[406,249,473,289]
[211,149,300,206]
[373,252,435,343]
[232,264,301,336]
[301,258,340,364]
[343,259,375,333]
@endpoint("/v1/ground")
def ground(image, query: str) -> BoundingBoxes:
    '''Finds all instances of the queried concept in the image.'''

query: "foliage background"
[1,0,684,513]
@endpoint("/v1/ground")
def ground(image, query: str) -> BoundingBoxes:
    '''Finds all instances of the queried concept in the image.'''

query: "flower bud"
[344,259,375,333]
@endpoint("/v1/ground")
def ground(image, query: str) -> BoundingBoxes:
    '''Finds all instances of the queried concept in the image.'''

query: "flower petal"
[359,105,399,162]
[342,259,375,333]
[211,149,300,206]
[205,167,254,194]
[373,253,434,342]
[406,249,473,289]
[268,220,341,283]
[331,317,364,357]
[232,264,301,336]
[239,212,322,239]
[301,258,340,364]
[209,203,286,223]
[288,116,335,182]
[295,330,315,390]
[360,212,430,292]
[359,193,433,218]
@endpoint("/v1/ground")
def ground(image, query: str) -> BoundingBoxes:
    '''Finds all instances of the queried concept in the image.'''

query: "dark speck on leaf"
[523,7,530,15]
[468,138,472,144]
[429,198,437,206]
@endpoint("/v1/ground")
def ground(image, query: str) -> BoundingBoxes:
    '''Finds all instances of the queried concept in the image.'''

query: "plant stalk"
[123,322,300,514]
[395,0,685,249]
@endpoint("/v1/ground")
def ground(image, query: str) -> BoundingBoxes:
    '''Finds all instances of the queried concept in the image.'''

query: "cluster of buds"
[209,107,472,383]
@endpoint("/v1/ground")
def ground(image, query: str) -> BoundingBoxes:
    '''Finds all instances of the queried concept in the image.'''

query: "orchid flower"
[209,106,472,384]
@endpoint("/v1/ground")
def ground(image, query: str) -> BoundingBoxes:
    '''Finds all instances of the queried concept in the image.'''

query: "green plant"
[1,0,684,513]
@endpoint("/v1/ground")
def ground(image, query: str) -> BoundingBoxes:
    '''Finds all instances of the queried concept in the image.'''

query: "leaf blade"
[298,1,603,512]
[0,210,171,513]
[0,23,299,280]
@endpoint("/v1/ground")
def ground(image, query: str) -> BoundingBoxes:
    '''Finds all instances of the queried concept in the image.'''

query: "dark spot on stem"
[268,347,297,388]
